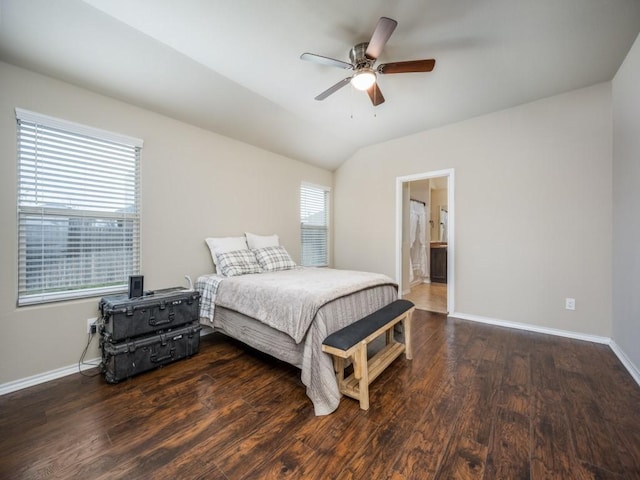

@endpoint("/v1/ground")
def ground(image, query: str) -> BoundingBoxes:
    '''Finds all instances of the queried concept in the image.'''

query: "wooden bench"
[322,299,415,410]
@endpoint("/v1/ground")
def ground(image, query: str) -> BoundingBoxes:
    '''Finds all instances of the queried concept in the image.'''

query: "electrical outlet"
[565,298,576,311]
[86,317,98,334]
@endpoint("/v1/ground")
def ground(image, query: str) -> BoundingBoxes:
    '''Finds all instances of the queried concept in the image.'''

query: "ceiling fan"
[301,17,436,106]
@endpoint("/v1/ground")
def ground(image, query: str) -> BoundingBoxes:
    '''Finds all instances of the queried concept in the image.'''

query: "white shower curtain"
[409,200,428,283]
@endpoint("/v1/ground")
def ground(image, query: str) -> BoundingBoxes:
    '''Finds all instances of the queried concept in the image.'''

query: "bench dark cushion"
[323,299,414,351]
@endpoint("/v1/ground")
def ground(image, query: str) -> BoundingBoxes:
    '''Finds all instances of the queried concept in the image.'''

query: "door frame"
[395,168,455,314]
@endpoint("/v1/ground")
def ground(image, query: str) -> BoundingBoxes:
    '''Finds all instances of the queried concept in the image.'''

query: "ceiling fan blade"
[365,17,398,60]
[315,77,352,101]
[300,52,353,70]
[378,59,436,74]
[366,82,385,106]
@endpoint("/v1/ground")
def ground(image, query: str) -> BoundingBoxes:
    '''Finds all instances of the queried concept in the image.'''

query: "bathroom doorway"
[395,169,454,314]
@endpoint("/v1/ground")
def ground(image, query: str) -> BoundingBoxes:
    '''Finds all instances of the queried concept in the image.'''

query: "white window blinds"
[300,183,330,267]
[16,108,143,306]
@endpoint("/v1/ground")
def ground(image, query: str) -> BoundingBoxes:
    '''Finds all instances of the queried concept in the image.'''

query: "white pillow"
[245,232,279,249]
[205,236,249,268]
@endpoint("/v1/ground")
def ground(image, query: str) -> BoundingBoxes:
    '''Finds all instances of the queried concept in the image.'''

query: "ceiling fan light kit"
[301,16,436,106]
[351,70,376,90]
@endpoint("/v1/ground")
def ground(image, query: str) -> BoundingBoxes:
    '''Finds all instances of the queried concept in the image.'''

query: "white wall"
[0,62,332,385]
[612,33,640,376]
[334,83,613,337]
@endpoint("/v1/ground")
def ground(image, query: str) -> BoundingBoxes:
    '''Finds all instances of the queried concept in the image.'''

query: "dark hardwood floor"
[1,311,639,479]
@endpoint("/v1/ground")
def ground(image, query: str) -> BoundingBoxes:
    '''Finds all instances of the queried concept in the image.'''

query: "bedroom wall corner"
[612,32,640,378]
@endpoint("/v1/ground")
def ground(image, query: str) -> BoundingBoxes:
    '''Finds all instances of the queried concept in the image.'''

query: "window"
[16,108,142,306]
[300,183,330,267]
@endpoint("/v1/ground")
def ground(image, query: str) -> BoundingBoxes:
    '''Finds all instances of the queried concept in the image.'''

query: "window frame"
[15,108,143,306]
[300,182,331,267]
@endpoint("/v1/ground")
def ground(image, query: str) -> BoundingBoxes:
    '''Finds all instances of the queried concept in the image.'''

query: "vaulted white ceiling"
[1,0,639,170]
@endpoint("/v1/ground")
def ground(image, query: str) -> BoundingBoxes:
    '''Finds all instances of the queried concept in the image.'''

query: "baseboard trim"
[451,311,640,388]
[0,357,101,396]
[450,311,610,344]
[609,340,640,386]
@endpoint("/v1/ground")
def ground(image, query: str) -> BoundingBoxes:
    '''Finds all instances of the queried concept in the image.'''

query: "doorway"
[395,169,454,314]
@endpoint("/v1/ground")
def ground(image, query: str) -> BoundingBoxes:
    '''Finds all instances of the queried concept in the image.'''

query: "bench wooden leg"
[403,309,414,360]
[354,341,369,410]
[333,356,345,386]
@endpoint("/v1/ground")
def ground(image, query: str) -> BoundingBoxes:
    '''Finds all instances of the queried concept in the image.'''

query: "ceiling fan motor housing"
[350,42,375,70]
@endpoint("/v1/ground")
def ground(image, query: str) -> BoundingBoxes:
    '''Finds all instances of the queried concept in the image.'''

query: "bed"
[195,266,397,415]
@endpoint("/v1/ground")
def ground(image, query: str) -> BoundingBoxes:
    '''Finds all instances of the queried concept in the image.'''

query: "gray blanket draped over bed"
[196,267,397,415]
